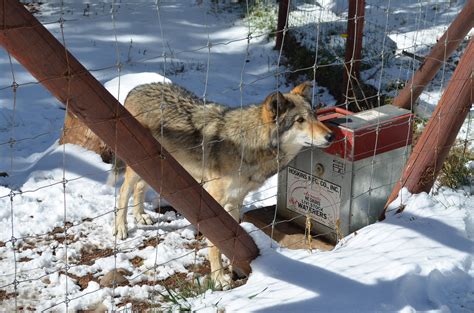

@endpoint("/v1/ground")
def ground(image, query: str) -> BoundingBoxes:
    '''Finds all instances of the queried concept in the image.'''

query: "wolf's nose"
[325,132,335,143]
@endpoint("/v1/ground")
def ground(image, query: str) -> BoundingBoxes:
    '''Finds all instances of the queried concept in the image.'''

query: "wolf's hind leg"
[223,201,247,279]
[208,201,243,289]
[115,167,140,240]
[204,180,232,288]
[132,179,153,225]
[207,238,230,289]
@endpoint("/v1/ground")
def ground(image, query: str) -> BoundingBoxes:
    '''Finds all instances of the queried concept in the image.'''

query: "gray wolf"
[115,81,334,287]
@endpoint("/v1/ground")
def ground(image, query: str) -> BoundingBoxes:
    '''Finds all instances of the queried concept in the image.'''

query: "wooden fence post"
[341,0,365,103]
[392,0,474,110]
[275,0,289,50]
[382,37,473,217]
[0,0,258,274]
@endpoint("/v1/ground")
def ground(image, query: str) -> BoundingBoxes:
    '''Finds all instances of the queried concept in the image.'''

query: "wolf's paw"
[114,222,128,240]
[231,266,248,281]
[134,213,153,225]
[211,270,231,290]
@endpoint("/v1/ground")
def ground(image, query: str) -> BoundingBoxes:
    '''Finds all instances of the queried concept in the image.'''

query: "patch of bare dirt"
[117,299,161,311]
[138,237,160,250]
[49,222,77,244]
[50,221,73,234]
[19,256,33,262]
[60,271,99,291]
[160,272,188,290]
[133,272,188,289]
[130,256,144,267]
[0,290,17,302]
[183,239,205,251]
[78,246,114,266]
[17,240,35,252]
[186,260,210,276]
[77,273,98,290]
[53,234,75,244]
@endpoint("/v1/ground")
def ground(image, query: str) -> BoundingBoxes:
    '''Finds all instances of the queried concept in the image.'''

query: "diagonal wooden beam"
[383,37,473,218]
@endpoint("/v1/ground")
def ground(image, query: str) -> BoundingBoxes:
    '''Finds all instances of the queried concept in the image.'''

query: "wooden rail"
[383,37,473,217]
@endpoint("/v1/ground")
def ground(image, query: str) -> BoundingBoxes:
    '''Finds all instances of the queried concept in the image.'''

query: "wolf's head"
[262,82,334,153]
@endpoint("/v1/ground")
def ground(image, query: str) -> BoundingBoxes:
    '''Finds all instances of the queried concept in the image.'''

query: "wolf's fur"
[115,81,333,286]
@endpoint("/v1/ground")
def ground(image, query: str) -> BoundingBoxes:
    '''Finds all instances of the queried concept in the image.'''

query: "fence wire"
[0,0,472,311]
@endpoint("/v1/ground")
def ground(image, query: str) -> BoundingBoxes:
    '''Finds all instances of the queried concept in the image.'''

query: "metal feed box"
[277,105,413,243]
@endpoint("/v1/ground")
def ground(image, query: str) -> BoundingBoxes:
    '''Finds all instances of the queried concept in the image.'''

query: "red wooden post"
[0,0,258,274]
[341,0,365,103]
[392,0,474,109]
[275,0,289,50]
[383,37,474,217]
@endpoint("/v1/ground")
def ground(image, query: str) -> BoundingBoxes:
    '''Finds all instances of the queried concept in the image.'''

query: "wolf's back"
[124,83,227,148]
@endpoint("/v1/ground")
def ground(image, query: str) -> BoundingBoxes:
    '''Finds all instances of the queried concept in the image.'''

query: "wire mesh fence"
[0,0,472,311]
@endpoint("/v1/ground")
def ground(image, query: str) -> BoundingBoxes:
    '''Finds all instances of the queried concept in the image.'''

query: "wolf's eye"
[296,117,305,123]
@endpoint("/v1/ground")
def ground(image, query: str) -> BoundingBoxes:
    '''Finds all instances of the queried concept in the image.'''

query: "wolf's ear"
[262,91,289,123]
[291,81,313,102]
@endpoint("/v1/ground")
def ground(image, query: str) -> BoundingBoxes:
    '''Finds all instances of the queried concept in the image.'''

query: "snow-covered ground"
[192,189,474,312]
[0,0,472,311]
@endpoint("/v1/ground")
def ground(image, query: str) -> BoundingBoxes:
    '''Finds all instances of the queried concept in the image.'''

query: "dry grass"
[438,145,474,190]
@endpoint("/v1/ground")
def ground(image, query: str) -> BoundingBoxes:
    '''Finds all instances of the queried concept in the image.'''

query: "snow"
[0,0,472,312]
[192,189,474,312]
[104,72,172,103]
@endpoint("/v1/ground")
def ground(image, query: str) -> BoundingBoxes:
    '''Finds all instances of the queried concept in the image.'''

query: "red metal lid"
[317,106,413,161]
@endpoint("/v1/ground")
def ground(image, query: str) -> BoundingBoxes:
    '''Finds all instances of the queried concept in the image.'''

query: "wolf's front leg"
[114,167,140,240]
[207,202,241,289]
[207,238,230,289]
[132,179,153,225]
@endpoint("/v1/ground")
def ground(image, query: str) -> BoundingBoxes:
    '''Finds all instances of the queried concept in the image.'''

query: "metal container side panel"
[276,148,354,243]
[349,146,411,233]
[351,116,413,161]
[322,152,354,239]
[301,149,354,236]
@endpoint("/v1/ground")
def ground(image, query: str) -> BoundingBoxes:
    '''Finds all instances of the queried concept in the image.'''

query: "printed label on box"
[355,110,388,121]
[286,166,341,229]
[332,159,345,175]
